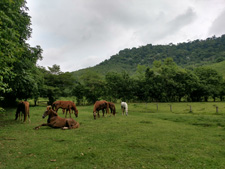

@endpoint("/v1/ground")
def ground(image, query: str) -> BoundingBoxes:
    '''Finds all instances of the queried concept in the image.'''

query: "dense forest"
[1,0,225,110]
[72,35,225,77]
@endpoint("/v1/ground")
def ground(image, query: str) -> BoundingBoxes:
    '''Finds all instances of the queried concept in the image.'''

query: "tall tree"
[0,0,43,106]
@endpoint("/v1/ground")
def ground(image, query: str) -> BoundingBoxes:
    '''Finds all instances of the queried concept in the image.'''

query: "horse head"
[75,110,78,117]
[93,111,97,119]
[42,106,57,118]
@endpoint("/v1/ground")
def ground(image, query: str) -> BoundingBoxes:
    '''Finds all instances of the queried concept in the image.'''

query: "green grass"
[1,102,225,169]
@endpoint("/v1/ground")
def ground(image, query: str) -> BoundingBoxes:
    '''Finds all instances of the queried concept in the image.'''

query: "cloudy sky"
[26,0,225,72]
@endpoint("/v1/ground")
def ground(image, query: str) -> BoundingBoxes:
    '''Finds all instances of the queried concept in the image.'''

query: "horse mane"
[50,109,58,116]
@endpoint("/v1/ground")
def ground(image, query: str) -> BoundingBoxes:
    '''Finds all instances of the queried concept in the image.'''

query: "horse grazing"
[121,102,128,116]
[34,106,79,130]
[52,101,78,118]
[15,101,30,122]
[108,102,116,115]
[93,100,109,119]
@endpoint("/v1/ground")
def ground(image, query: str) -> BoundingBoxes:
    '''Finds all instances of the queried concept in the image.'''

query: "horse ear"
[47,105,52,110]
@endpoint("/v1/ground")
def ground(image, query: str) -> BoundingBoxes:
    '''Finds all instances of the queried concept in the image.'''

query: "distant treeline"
[72,58,225,104]
[1,1,225,108]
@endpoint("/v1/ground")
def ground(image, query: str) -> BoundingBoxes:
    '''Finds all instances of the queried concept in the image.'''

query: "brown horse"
[108,102,116,115]
[15,101,30,122]
[34,106,79,130]
[52,101,78,118]
[93,100,109,119]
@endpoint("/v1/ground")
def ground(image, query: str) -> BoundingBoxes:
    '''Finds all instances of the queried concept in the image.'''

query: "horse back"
[94,100,108,111]
[53,101,74,109]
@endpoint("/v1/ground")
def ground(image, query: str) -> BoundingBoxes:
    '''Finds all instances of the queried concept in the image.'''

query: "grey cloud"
[137,7,197,44]
[168,8,196,31]
[209,8,225,36]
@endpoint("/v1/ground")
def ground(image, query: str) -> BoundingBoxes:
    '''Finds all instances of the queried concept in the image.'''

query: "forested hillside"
[72,35,225,78]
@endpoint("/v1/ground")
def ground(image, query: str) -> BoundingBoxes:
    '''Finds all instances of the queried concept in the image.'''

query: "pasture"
[0,102,225,169]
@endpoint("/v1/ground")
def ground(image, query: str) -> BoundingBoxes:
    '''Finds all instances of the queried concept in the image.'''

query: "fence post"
[169,104,172,112]
[187,104,192,113]
[213,105,219,114]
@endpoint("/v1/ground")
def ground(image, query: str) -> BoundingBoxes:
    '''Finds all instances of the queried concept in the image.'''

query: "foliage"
[72,35,225,77]
[38,65,77,105]
[0,0,43,107]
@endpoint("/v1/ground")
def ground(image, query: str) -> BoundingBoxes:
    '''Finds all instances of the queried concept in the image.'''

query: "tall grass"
[0,102,225,169]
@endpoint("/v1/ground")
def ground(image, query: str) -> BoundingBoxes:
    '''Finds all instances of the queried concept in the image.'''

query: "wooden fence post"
[154,103,159,111]
[187,104,192,113]
[169,104,172,112]
[213,105,219,114]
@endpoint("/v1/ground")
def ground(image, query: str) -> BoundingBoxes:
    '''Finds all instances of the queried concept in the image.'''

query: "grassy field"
[1,102,225,169]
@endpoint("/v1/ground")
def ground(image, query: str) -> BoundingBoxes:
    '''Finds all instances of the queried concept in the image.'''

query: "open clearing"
[0,102,225,169]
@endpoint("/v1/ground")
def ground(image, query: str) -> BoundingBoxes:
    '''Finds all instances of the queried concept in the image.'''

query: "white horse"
[121,102,128,116]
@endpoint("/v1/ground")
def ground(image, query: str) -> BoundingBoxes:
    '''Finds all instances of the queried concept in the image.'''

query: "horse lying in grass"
[34,106,79,130]
[93,100,109,119]
[108,102,116,116]
[15,101,30,122]
[52,100,78,118]
[121,102,128,116]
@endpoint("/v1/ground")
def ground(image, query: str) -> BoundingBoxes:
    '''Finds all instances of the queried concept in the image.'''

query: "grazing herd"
[15,100,128,130]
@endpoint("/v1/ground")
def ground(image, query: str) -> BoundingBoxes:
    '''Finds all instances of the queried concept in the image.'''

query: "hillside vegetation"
[72,35,225,77]
[209,60,225,78]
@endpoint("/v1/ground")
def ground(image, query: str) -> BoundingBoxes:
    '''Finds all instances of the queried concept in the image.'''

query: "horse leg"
[23,110,27,122]
[34,123,49,130]
[69,108,71,118]
[15,110,19,120]
[102,109,105,117]
[20,112,23,121]
[97,111,100,118]
[62,120,79,130]
[62,120,72,130]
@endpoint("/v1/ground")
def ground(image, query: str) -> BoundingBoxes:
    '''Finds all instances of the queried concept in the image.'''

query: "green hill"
[72,35,225,78]
[208,60,225,78]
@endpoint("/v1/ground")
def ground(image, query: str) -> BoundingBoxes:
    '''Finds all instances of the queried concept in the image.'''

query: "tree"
[0,0,43,106]
[48,64,62,75]
[72,83,86,105]
[80,70,105,104]
[194,67,223,101]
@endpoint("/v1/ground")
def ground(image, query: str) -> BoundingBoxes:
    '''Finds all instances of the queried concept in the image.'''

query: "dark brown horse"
[52,101,78,118]
[108,102,116,115]
[34,106,79,130]
[15,101,30,122]
[93,100,109,119]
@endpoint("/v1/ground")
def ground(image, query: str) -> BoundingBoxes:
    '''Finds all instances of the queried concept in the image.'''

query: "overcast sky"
[26,0,225,72]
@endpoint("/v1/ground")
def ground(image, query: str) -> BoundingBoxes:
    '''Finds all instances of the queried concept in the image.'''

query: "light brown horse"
[15,101,30,122]
[52,101,78,118]
[93,100,109,119]
[34,106,79,130]
[108,102,116,116]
